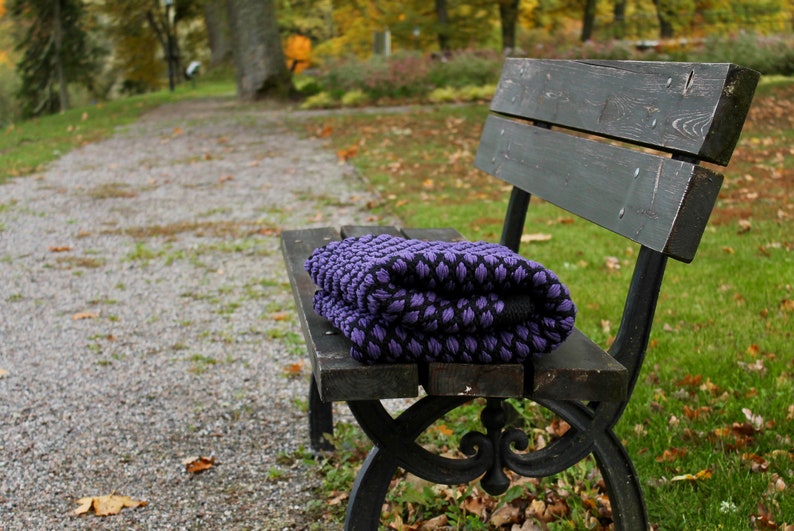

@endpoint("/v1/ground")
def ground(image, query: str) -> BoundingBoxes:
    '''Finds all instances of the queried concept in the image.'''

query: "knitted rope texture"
[304,234,576,364]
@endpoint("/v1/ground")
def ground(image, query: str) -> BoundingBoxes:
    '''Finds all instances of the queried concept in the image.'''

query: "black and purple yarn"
[304,234,576,365]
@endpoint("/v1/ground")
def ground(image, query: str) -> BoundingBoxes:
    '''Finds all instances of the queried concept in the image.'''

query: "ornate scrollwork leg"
[344,395,649,530]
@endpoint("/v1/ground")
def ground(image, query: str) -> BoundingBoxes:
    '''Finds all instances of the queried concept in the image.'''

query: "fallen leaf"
[183,455,216,474]
[172,126,184,136]
[742,453,769,473]
[742,408,764,430]
[671,469,712,482]
[604,256,621,270]
[218,175,234,183]
[0,368,9,378]
[49,245,72,252]
[74,493,147,516]
[656,447,688,462]
[327,491,349,506]
[337,144,359,162]
[490,504,521,526]
[283,362,305,377]
[520,233,552,243]
[72,311,99,320]
[432,424,453,436]
[270,312,291,321]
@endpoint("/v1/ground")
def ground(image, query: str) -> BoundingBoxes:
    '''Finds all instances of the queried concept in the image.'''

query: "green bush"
[427,87,458,104]
[340,89,370,107]
[699,33,794,75]
[427,50,503,88]
[299,91,336,110]
[314,50,502,104]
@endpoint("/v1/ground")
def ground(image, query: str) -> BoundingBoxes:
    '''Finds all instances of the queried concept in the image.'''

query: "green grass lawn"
[304,81,793,529]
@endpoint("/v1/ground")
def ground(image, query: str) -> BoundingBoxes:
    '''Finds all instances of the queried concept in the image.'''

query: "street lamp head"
[164,0,174,6]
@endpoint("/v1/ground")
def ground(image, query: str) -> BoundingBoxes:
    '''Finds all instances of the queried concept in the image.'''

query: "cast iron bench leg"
[593,428,649,530]
[309,373,334,453]
[343,396,649,530]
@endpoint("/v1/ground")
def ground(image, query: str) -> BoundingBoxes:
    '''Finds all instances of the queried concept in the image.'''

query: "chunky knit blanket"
[304,234,576,364]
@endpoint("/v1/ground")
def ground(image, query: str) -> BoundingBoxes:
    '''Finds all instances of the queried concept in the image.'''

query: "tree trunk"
[613,0,627,39]
[226,0,293,100]
[581,0,597,41]
[204,0,233,65]
[53,0,70,111]
[435,0,449,51]
[652,0,675,38]
[498,0,519,53]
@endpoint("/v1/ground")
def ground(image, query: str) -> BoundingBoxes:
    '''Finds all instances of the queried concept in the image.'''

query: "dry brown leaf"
[0,368,9,379]
[671,469,712,482]
[656,447,688,462]
[49,245,72,252]
[520,233,552,243]
[74,493,147,516]
[183,455,216,474]
[420,514,448,530]
[72,311,99,320]
[327,491,349,506]
[490,504,521,527]
[283,362,305,377]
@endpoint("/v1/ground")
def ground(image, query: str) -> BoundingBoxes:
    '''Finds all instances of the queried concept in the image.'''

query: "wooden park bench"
[281,59,758,529]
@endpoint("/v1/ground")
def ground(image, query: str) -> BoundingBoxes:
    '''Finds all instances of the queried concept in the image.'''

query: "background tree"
[612,0,627,39]
[581,0,596,40]
[226,0,294,100]
[100,1,163,93]
[11,0,101,117]
[499,0,520,51]
[204,0,232,65]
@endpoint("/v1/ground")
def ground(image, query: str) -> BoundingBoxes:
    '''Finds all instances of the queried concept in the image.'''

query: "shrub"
[427,50,503,89]
[699,33,794,76]
[360,52,432,100]
[427,87,459,104]
[340,89,370,107]
[299,91,336,110]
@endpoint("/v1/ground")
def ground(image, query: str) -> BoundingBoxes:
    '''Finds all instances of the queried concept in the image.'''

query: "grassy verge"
[0,79,235,183]
[302,80,794,529]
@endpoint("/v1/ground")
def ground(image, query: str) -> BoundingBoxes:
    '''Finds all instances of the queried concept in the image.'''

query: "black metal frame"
[306,186,670,530]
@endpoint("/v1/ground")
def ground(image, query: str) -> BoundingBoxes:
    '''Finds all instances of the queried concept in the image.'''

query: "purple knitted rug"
[304,234,576,364]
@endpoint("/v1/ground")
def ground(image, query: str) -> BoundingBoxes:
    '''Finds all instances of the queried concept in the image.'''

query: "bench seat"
[281,225,627,403]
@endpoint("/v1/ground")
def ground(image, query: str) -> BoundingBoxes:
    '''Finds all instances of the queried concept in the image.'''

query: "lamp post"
[164,0,175,92]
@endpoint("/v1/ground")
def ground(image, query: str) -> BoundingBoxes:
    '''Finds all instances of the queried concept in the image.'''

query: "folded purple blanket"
[304,234,576,364]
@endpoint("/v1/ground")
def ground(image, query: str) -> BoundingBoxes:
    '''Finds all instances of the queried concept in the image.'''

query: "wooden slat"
[423,329,626,402]
[531,329,627,401]
[490,59,759,165]
[281,227,420,401]
[474,114,723,262]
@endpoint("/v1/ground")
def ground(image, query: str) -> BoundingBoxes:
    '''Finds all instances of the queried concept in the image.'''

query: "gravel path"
[0,98,389,530]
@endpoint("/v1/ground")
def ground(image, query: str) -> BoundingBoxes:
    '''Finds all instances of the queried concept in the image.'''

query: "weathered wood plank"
[423,329,626,402]
[281,227,420,401]
[531,329,627,401]
[490,59,759,165]
[474,114,723,262]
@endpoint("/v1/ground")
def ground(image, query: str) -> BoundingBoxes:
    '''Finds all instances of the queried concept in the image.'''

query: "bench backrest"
[474,59,759,262]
